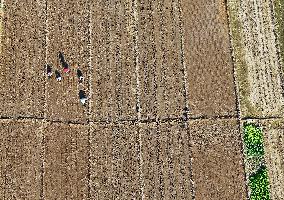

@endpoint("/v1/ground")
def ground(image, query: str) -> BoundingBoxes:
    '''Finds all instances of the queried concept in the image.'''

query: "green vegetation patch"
[249,166,270,200]
[243,123,265,157]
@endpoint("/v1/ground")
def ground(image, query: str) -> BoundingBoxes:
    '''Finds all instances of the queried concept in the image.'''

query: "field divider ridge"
[226,0,250,199]
[132,0,145,199]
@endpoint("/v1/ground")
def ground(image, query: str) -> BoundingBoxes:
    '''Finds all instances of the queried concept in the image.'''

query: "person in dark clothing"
[55,70,62,81]
[79,90,87,105]
[58,51,70,73]
[46,64,52,78]
[77,69,84,82]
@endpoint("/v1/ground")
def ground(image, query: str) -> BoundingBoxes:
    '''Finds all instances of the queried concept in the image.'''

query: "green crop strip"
[243,123,265,157]
[249,166,270,200]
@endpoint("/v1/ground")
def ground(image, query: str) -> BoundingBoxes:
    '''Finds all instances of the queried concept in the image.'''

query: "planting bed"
[90,122,141,199]
[46,0,90,122]
[43,123,89,200]
[181,0,237,117]
[137,0,186,120]
[0,120,42,199]
[188,119,246,200]
[140,121,193,199]
[228,0,284,118]
[0,0,46,118]
[91,0,137,122]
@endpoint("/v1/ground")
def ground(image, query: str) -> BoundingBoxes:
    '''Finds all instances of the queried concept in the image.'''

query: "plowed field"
[0,120,43,199]
[0,0,266,199]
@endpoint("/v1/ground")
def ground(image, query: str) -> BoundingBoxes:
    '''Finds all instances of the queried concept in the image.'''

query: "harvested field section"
[0,120,42,199]
[43,123,89,200]
[228,0,284,117]
[261,122,284,200]
[0,0,46,118]
[140,121,193,199]
[90,123,141,199]
[91,0,137,122]
[274,0,284,70]
[181,0,237,117]
[137,0,186,120]
[46,0,90,122]
[189,119,246,200]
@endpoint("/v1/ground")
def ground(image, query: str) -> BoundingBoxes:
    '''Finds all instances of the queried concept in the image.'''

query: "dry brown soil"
[43,123,89,199]
[0,0,46,118]
[91,0,138,122]
[140,121,193,199]
[189,119,247,200]
[0,120,42,199]
[90,122,141,199]
[46,0,90,123]
[181,0,237,118]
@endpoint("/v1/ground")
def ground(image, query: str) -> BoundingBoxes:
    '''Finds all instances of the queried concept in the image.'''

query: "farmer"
[77,69,84,82]
[62,62,70,73]
[59,51,70,73]
[55,70,62,81]
[79,90,87,105]
[46,64,52,78]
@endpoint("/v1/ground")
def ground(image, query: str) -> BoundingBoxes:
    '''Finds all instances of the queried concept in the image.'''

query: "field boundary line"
[87,0,93,198]
[226,0,250,199]
[132,0,145,199]
[176,0,189,121]
[41,0,48,199]
[2,114,283,125]
[176,0,196,199]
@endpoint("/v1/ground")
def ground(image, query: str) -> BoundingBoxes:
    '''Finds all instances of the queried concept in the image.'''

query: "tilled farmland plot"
[181,0,237,118]
[46,0,90,123]
[43,123,89,199]
[91,0,137,122]
[137,0,186,120]
[228,0,284,118]
[0,0,46,118]
[90,122,141,199]
[0,120,43,199]
[140,121,193,199]
[189,119,247,200]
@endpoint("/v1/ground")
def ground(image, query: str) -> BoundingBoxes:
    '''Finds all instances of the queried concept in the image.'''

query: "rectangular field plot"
[181,0,237,117]
[189,119,246,200]
[91,0,137,122]
[90,123,141,199]
[261,120,284,200]
[140,121,193,199]
[43,123,89,200]
[137,0,186,120]
[46,0,90,122]
[0,120,43,199]
[228,0,284,118]
[0,0,46,118]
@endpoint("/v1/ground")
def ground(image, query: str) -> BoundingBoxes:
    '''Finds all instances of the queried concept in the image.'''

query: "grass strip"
[243,122,265,157]
[249,165,271,200]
